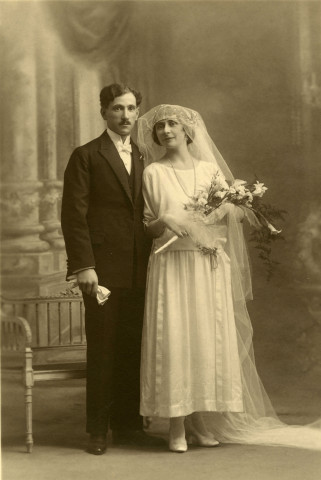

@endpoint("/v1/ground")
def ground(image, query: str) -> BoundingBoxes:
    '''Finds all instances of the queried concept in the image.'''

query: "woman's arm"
[145,213,188,239]
[205,203,245,224]
[143,168,189,239]
[144,218,166,238]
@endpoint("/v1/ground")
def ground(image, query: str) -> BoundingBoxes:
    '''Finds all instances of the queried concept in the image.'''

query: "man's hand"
[76,269,98,297]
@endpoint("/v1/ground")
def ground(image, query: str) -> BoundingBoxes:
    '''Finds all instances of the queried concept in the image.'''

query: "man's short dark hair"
[100,84,142,108]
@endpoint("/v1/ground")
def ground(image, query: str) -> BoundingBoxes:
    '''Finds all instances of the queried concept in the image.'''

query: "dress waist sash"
[152,225,228,253]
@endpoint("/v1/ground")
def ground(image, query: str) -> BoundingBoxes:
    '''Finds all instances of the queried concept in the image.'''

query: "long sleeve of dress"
[142,168,159,226]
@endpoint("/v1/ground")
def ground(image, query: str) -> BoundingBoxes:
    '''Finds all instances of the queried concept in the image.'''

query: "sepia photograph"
[1,0,321,479]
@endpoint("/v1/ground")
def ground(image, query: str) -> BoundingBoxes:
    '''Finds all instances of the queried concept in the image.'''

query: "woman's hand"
[205,203,245,224]
[160,213,189,238]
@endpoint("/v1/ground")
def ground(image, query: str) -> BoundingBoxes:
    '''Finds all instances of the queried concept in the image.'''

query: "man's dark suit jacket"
[61,131,151,289]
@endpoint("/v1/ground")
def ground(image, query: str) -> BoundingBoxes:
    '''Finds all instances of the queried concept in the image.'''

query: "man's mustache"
[120,120,131,126]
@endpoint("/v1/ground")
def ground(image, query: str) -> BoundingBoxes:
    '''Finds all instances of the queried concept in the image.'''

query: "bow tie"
[117,143,132,155]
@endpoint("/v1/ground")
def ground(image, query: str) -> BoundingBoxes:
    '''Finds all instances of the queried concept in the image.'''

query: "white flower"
[235,185,246,196]
[242,192,253,207]
[267,222,282,235]
[252,182,268,197]
[232,179,247,188]
[200,191,208,200]
[213,171,227,186]
[229,187,236,194]
[236,194,245,200]
[198,197,208,206]
[214,190,226,199]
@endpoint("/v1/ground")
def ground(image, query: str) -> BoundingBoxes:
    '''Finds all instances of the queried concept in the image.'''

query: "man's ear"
[100,107,106,120]
[135,107,140,120]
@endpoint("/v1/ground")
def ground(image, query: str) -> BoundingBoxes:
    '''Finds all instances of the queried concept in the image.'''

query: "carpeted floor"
[2,281,321,479]
[2,375,321,480]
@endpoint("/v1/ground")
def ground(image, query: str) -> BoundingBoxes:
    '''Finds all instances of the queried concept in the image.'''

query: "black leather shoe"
[87,434,107,455]
[113,429,166,447]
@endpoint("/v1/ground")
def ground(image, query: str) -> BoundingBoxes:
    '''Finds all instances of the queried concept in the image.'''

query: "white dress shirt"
[107,127,132,174]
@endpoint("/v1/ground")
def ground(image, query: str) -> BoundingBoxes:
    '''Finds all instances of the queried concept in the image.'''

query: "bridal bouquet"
[156,172,285,278]
[185,171,281,234]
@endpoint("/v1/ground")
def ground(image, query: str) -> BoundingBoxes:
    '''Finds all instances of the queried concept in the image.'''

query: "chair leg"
[25,385,33,453]
[24,347,34,453]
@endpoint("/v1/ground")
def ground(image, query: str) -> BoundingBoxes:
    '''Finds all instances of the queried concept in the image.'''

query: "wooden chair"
[1,292,86,452]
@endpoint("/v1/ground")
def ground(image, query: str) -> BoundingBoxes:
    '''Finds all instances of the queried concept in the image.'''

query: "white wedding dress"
[140,159,321,450]
[141,160,244,417]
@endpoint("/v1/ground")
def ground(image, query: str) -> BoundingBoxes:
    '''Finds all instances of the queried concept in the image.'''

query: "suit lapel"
[99,131,133,206]
[131,140,144,204]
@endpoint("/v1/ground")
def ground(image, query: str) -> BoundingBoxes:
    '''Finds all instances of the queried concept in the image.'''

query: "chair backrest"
[1,311,32,350]
[1,292,86,366]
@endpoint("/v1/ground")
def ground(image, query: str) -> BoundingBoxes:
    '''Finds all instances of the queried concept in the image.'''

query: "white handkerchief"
[68,280,111,306]
[96,285,111,305]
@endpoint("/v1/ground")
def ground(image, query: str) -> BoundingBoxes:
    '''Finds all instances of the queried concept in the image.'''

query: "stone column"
[0,4,52,297]
[0,3,66,297]
[297,2,321,190]
[36,34,65,251]
[294,2,321,373]
[73,65,105,146]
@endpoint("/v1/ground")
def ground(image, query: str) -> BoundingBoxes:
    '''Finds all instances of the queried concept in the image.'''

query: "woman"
[137,105,321,453]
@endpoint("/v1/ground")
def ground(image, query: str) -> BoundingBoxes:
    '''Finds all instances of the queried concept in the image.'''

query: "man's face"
[101,92,139,138]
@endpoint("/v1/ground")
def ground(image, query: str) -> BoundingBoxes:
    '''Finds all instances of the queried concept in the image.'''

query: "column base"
[1,249,69,298]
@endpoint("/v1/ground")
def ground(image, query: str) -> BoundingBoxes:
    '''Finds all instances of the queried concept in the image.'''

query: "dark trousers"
[83,288,145,435]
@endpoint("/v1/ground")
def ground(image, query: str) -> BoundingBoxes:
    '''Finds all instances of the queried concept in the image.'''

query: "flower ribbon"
[197,245,219,270]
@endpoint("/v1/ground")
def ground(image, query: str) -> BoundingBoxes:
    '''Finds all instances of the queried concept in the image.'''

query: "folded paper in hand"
[154,235,178,254]
[68,280,111,306]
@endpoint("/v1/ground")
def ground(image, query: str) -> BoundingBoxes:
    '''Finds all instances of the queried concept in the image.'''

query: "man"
[61,84,161,455]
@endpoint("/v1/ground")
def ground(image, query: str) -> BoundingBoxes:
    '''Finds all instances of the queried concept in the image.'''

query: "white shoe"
[169,417,188,453]
[185,414,220,448]
[169,437,188,453]
[186,431,219,447]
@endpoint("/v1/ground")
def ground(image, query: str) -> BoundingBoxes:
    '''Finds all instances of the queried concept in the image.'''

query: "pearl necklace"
[168,157,197,197]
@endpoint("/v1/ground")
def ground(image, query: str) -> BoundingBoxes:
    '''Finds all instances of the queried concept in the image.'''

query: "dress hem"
[140,400,244,418]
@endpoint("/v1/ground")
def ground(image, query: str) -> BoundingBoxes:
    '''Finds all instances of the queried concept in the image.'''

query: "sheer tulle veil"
[137,105,321,450]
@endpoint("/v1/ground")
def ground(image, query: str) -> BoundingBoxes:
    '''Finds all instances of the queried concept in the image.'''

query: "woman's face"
[154,118,187,148]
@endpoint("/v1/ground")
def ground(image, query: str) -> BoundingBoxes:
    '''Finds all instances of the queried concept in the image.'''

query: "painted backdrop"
[1,0,321,417]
